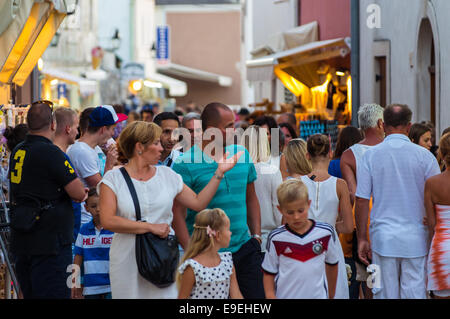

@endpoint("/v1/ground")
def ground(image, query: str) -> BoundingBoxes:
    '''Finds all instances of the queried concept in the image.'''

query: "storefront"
[122,62,188,112]
[0,0,71,104]
[40,67,98,109]
[246,22,351,147]
[0,0,74,299]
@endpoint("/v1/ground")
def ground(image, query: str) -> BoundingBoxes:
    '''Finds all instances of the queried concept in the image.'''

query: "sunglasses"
[31,100,54,113]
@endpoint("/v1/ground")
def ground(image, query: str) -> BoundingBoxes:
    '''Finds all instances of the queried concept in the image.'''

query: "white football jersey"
[262,221,340,299]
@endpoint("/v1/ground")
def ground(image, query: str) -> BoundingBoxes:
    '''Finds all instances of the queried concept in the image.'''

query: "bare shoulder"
[336,178,349,196]
[425,173,443,188]
[340,149,356,170]
[336,177,348,188]
[426,172,450,201]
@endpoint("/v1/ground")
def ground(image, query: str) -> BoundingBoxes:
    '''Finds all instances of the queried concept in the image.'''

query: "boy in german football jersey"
[262,179,339,299]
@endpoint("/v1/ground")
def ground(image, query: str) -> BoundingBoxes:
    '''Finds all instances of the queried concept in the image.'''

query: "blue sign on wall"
[57,83,67,99]
[156,25,170,65]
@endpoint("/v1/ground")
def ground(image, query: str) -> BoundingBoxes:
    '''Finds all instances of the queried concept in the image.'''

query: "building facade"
[359,0,450,136]
[155,1,242,109]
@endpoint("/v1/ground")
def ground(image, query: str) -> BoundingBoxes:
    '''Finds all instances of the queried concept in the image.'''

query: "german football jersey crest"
[273,235,331,262]
[262,222,340,298]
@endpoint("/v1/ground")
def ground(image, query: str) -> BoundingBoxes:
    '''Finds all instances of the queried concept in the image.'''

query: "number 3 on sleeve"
[11,150,26,184]
[65,160,75,174]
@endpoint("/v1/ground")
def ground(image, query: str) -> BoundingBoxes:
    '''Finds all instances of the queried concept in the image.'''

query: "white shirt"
[356,134,441,258]
[67,141,103,187]
[67,141,106,225]
[156,149,182,168]
[262,222,340,299]
[254,162,282,251]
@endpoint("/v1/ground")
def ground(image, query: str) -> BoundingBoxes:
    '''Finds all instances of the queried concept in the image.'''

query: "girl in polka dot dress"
[177,208,243,299]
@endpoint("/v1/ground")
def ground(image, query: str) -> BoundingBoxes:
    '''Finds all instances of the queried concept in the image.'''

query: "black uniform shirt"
[9,135,77,255]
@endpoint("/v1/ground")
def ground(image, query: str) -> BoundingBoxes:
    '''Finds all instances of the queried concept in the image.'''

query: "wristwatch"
[214,171,224,180]
[252,234,262,243]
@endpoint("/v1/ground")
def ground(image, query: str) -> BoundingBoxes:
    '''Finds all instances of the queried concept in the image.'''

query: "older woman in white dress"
[98,121,242,299]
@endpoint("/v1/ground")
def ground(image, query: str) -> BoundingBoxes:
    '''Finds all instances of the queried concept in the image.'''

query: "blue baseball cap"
[89,105,128,127]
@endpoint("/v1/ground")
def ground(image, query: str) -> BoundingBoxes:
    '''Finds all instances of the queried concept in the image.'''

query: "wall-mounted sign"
[156,25,170,65]
[121,62,145,81]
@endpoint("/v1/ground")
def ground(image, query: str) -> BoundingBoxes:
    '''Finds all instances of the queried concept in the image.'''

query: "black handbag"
[120,167,179,288]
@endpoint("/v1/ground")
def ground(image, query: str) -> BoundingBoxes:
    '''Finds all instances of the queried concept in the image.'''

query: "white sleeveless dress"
[300,175,349,299]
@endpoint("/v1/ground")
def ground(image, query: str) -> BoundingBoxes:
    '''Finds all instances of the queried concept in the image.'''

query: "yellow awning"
[247,37,351,88]
[0,0,68,86]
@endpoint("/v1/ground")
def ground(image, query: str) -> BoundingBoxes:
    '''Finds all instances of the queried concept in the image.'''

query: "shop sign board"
[121,62,145,81]
[156,25,170,65]
[57,83,67,99]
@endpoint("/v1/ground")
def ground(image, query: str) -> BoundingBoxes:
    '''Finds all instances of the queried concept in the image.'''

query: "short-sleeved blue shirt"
[172,144,257,253]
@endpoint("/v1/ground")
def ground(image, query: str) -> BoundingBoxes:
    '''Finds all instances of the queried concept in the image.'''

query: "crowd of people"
[3,99,450,299]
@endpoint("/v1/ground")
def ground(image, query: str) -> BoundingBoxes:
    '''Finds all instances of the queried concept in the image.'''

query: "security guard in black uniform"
[9,101,87,299]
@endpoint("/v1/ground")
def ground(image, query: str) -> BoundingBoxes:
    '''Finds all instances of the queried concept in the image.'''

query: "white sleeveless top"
[299,175,350,299]
[349,144,372,179]
[300,175,339,227]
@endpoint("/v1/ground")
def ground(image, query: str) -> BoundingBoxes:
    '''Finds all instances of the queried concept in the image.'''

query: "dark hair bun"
[307,134,330,158]
[3,126,14,140]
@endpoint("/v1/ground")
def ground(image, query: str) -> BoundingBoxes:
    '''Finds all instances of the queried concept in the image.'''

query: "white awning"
[246,37,351,87]
[148,72,187,97]
[41,67,97,96]
[0,0,73,86]
[157,63,232,87]
[250,21,319,58]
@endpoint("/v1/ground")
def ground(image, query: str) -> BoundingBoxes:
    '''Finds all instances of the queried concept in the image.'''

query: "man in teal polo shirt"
[172,102,264,299]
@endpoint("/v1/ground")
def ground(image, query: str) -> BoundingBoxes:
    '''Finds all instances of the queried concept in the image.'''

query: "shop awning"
[42,67,97,97]
[0,0,71,86]
[246,37,351,87]
[157,63,232,87]
[148,72,187,97]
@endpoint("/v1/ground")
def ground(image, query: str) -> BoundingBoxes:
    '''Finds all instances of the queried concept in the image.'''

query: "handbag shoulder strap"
[119,167,142,221]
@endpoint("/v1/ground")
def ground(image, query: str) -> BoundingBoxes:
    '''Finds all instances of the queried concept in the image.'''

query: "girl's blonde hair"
[176,208,229,287]
[240,125,271,163]
[117,121,161,160]
[284,138,312,175]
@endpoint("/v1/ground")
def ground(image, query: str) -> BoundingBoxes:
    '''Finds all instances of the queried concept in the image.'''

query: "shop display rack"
[299,120,340,150]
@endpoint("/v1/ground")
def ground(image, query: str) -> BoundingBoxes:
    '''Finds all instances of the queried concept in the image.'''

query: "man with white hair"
[181,112,202,151]
[355,104,440,299]
[341,104,385,205]
[340,103,384,298]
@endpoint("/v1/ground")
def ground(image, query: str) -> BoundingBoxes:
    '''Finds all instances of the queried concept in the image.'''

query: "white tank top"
[349,144,372,176]
[300,175,339,227]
